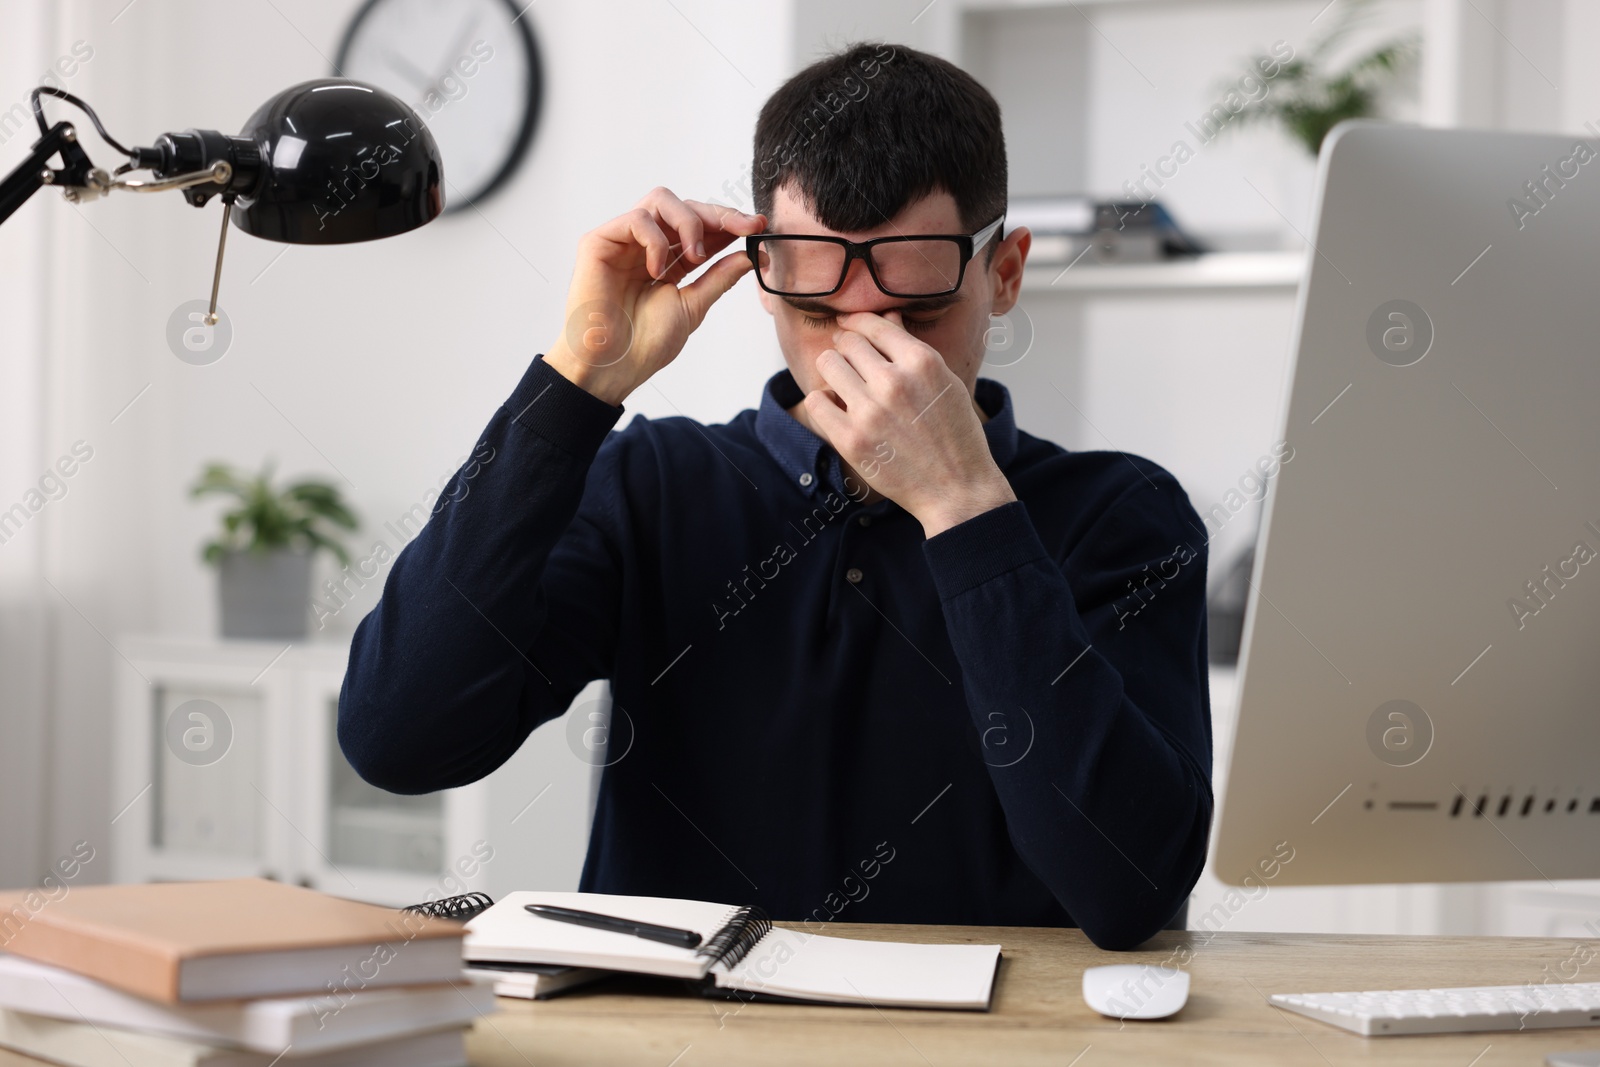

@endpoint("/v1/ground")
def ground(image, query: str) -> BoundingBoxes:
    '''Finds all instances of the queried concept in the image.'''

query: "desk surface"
[0,925,1592,1066]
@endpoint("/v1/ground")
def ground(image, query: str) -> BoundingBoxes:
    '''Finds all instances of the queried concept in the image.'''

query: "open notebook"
[450,891,1001,1010]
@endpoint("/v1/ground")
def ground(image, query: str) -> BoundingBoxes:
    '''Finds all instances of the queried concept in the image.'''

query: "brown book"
[0,879,463,1004]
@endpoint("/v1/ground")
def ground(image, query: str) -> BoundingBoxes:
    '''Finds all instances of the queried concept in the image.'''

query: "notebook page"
[716,927,1001,1009]
[463,892,742,979]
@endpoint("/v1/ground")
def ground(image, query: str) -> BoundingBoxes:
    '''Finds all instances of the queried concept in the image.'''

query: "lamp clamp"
[128,129,260,207]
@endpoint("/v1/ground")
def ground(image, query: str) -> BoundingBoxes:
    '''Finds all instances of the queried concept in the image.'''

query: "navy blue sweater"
[339,354,1213,949]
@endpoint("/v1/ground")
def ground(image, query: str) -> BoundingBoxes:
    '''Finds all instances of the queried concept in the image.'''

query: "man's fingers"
[814,346,870,410]
[830,328,893,384]
[687,203,766,260]
[589,209,676,278]
[679,251,753,327]
[802,388,848,445]
[593,192,764,276]
[679,199,766,237]
[836,309,925,361]
[653,195,708,264]
[631,213,679,279]
[637,188,765,260]
[655,205,763,286]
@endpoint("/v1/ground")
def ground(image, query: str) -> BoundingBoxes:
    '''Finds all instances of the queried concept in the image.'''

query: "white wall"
[6,0,1599,933]
[2,0,793,891]
[121,0,790,644]
[893,0,1596,937]
[0,0,54,892]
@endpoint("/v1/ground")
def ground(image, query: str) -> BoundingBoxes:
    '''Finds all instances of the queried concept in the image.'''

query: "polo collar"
[753,369,1019,497]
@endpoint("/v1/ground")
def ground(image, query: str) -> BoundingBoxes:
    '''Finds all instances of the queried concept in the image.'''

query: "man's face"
[756,185,1029,399]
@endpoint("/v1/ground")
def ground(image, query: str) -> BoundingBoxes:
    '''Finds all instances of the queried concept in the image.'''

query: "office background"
[0,0,1593,938]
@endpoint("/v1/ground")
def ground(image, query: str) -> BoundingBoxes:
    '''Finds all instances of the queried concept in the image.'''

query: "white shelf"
[958,0,1177,7]
[1020,251,1305,294]
[112,635,491,904]
[331,805,442,835]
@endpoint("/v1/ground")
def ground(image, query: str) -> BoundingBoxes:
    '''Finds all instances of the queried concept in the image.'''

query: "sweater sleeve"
[337,355,627,794]
[922,484,1213,950]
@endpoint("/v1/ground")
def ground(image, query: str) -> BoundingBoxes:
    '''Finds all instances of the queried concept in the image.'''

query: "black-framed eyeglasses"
[745,215,1005,299]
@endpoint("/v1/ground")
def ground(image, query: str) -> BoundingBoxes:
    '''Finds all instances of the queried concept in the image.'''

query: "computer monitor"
[1214,121,1600,886]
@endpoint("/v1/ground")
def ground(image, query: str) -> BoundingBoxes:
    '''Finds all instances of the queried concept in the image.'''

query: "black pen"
[525,904,703,949]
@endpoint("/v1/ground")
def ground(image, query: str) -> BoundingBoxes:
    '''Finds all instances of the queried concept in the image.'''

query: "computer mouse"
[1082,964,1190,1020]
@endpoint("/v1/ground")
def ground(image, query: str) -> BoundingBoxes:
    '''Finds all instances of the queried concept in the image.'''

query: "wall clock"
[334,0,542,213]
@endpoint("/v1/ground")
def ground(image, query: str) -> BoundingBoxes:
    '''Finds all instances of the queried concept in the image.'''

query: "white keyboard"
[1271,982,1600,1036]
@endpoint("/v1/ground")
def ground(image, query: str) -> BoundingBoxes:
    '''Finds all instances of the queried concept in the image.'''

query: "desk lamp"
[0,79,443,322]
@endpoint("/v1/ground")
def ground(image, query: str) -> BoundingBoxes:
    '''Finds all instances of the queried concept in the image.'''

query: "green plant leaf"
[192,460,358,567]
[1224,0,1417,157]
[301,525,352,568]
[285,482,359,530]
[189,463,249,501]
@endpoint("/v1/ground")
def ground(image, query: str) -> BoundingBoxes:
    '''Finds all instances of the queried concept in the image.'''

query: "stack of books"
[0,879,492,1067]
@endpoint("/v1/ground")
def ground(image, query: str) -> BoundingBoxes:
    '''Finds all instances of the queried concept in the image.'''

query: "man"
[339,42,1211,950]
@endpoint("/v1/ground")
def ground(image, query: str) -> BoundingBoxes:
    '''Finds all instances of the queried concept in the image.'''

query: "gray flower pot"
[217,548,314,640]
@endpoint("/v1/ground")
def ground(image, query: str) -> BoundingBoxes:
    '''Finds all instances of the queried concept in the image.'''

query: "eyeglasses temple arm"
[972,214,1006,253]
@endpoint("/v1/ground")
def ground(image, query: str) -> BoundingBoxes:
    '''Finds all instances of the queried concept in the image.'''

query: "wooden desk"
[0,926,1591,1066]
[461,925,1595,1067]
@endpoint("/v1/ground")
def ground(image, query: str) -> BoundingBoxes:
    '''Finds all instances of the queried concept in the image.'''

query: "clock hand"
[383,49,435,93]
[428,12,484,95]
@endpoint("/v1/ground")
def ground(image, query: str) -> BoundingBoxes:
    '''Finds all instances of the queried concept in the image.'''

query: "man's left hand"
[803,310,1018,538]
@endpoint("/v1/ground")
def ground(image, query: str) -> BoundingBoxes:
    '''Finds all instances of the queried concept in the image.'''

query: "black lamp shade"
[231,79,443,244]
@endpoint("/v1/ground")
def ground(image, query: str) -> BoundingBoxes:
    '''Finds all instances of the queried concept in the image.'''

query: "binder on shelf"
[1008,195,1206,264]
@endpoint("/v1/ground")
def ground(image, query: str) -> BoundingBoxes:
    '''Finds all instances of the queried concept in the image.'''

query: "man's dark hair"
[751,42,1007,240]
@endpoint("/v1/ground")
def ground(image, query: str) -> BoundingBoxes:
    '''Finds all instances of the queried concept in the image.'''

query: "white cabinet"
[111,636,489,907]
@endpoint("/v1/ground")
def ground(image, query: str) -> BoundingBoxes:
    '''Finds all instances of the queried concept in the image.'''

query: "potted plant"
[191,461,358,639]
[1231,1,1419,157]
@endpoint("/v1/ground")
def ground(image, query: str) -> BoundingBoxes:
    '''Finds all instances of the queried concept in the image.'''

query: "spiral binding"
[694,905,772,971]
[401,891,495,922]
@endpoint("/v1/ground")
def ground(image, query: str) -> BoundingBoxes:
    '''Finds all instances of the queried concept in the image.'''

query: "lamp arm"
[112,161,233,194]
[2,86,247,232]
[3,79,444,245]
[0,121,99,228]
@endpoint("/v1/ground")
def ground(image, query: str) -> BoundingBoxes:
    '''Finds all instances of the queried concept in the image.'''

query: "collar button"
[798,472,814,487]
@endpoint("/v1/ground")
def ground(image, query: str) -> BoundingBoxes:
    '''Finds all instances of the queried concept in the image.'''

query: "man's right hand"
[543,188,767,405]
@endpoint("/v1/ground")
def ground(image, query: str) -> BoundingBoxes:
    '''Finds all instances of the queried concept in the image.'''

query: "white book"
[0,1009,467,1067]
[463,891,1001,1010]
[461,963,610,1000]
[0,954,493,1055]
